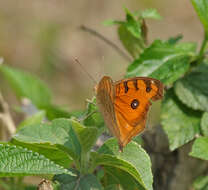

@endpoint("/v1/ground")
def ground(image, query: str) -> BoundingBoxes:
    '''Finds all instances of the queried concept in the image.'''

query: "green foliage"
[91,138,153,190]
[17,110,46,130]
[83,97,105,131]
[0,65,51,107]
[201,112,208,136]
[118,24,143,59]
[0,64,72,120]
[126,40,196,84]
[1,2,208,189]
[117,9,144,58]
[190,137,208,160]
[11,139,73,169]
[54,173,103,190]
[104,8,161,58]
[139,8,162,20]
[43,104,73,120]
[71,119,98,153]
[174,61,208,112]
[191,0,208,32]
[12,119,96,161]
[124,8,142,39]
[0,144,71,177]
[103,166,144,190]
[193,175,208,190]
[167,34,183,45]
[161,89,201,150]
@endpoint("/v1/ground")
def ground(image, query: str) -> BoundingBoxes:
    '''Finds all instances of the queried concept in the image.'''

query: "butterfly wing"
[114,77,164,149]
[96,76,120,141]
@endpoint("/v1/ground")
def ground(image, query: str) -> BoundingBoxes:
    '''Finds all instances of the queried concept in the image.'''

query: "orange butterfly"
[96,76,164,151]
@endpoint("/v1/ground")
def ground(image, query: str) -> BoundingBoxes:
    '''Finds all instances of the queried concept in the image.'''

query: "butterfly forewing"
[96,76,120,140]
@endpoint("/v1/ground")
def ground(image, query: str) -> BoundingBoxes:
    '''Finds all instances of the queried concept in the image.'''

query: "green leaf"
[161,89,201,151]
[103,166,144,190]
[17,110,46,131]
[201,112,208,136]
[91,138,153,190]
[44,104,72,120]
[0,65,51,108]
[54,173,103,190]
[53,172,78,189]
[83,97,105,132]
[167,34,183,45]
[55,174,77,189]
[103,20,124,26]
[13,119,98,162]
[71,119,98,153]
[0,144,73,177]
[193,175,208,190]
[0,64,76,120]
[11,139,73,168]
[13,118,82,161]
[174,62,208,112]
[190,137,208,160]
[191,0,208,32]
[104,185,121,190]
[117,8,146,58]
[118,24,143,58]
[133,135,143,145]
[97,169,104,181]
[104,8,148,58]
[124,8,141,39]
[140,9,162,20]
[126,40,197,85]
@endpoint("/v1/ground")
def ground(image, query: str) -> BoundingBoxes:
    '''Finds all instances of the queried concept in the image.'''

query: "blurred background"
[0,0,204,188]
[0,0,203,111]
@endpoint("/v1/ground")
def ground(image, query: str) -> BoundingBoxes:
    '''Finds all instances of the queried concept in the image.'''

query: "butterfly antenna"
[74,58,97,85]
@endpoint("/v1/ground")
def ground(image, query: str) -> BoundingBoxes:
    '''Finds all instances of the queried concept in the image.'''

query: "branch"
[80,25,132,62]
[0,91,16,136]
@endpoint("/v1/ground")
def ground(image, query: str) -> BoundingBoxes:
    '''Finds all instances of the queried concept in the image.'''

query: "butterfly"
[96,76,164,151]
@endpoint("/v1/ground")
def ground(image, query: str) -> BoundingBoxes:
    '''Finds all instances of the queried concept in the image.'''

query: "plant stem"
[80,152,90,174]
[80,25,132,62]
[198,32,208,64]
[74,159,81,171]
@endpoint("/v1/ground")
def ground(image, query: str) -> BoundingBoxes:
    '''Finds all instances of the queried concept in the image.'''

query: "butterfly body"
[96,76,164,151]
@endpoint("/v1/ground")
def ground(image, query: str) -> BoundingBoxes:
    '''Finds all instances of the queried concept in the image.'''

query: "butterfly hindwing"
[96,76,164,151]
[114,77,163,148]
